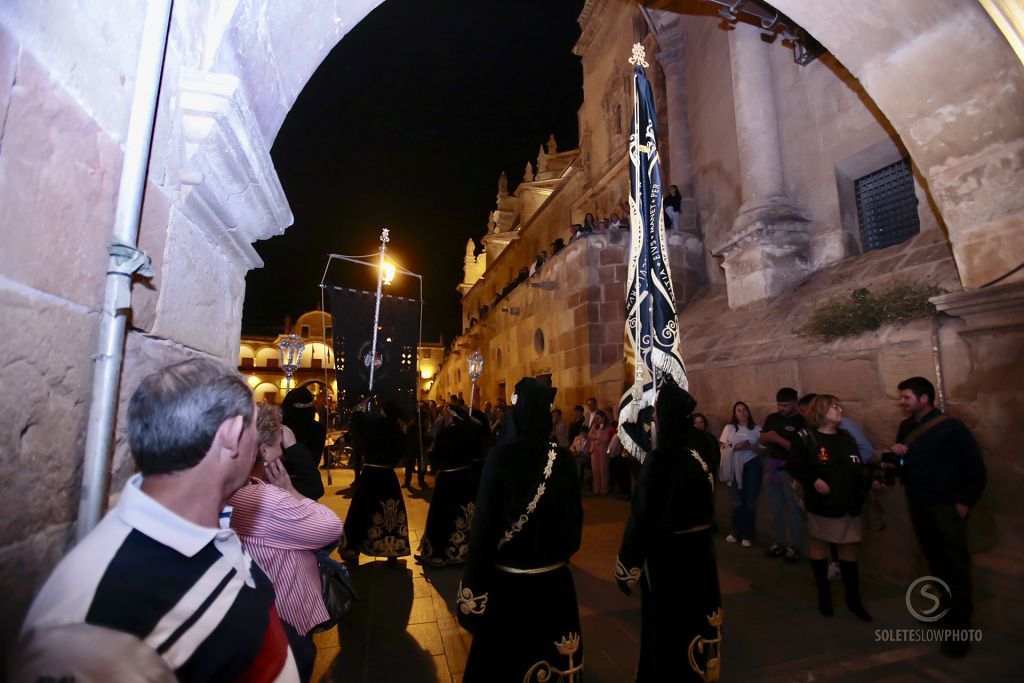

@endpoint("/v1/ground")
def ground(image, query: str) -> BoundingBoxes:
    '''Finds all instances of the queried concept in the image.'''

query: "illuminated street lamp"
[382,260,396,286]
[467,351,484,409]
[278,333,303,392]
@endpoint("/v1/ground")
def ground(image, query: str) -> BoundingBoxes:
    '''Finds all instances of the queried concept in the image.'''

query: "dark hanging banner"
[617,48,688,462]
[327,286,419,416]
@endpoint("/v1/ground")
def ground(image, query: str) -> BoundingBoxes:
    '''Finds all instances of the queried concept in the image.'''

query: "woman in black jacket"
[788,394,876,621]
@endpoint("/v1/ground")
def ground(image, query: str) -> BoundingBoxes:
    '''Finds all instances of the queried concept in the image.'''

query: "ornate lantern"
[278,333,304,392]
[467,351,484,409]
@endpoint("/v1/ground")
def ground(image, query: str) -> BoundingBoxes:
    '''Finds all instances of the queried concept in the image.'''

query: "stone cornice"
[176,69,294,269]
[573,0,609,57]
[642,7,684,39]
[932,281,1024,333]
[712,195,809,256]
[655,44,684,65]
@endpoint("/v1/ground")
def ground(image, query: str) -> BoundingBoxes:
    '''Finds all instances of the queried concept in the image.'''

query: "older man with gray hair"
[12,359,299,682]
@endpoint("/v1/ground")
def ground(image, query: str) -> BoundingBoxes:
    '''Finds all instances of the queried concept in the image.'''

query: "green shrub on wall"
[802,281,943,339]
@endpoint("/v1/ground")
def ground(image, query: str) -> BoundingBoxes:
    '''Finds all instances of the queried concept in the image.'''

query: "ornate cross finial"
[380,228,390,243]
[628,43,649,68]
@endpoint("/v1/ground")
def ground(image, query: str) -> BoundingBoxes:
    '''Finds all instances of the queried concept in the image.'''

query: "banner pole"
[368,229,390,395]
[319,277,333,486]
[631,62,644,401]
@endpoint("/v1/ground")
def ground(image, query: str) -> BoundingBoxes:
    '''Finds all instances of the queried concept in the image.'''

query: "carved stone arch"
[754,0,1024,288]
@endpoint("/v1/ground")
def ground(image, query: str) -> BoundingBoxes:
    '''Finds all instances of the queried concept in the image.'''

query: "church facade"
[428,0,1024,633]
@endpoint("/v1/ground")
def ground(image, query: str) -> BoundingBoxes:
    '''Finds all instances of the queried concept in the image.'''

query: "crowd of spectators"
[11,359,987,678]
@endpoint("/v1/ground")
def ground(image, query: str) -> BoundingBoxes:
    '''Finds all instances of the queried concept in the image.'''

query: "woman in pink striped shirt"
[230,404,344,682]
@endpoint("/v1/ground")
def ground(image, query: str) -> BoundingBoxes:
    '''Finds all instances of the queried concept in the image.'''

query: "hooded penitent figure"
[458,377,583,682]
[341,400,411,560]
[615,378,722,683]
[416,404,484,566]
[280,386,326,500]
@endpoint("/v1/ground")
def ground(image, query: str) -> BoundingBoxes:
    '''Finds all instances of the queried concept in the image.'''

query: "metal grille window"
[855,159,920,251]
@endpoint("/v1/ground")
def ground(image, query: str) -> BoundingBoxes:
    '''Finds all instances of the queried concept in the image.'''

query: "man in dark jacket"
[891,376,985,658]
[567,405,586,445]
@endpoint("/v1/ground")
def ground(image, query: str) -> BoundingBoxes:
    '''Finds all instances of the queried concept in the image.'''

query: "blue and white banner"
[617,49,688,461]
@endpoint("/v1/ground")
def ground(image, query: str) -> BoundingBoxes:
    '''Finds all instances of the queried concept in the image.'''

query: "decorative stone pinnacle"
[628,43,649,68]
[380,228,390,243]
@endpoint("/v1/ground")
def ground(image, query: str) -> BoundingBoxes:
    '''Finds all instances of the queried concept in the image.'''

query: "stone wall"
[435,229,702,410]
[0,0,384,660]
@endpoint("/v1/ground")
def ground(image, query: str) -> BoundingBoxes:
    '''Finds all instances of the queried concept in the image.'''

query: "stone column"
[655,45,697,236]
[712,22,810,308]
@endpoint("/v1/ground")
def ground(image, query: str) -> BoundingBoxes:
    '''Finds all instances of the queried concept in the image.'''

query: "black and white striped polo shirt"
[17,475,298,682]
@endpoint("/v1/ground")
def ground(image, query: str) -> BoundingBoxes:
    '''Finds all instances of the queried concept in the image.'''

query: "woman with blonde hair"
[787,394,877,621]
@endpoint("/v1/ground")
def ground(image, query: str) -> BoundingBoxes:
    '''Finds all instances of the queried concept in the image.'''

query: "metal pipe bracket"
[108,240,155,278]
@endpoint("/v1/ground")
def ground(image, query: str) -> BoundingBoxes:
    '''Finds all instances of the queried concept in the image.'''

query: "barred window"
[854,159,920,252]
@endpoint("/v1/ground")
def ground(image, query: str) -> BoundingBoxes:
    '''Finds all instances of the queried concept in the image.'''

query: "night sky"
[242,0,585,341]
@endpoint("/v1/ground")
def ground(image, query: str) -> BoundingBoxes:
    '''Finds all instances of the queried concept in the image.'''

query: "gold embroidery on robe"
[362,498,410,556]
[500,445,558,548]
[614,556,642,588]
[446,502,474,563]
[457,581,488,616]
[523,632,583,682]
[688,608,723,682]
[689,447,714,490]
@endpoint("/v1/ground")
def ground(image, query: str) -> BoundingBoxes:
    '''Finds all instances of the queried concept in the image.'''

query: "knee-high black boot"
[810,559,833,616]
[839,560,872,621]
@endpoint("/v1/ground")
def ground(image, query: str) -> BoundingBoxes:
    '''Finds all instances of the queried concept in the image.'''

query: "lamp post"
[278,333,303,394]
[367,228,390,395]
[467,351,484,409]
[318,239,428,478]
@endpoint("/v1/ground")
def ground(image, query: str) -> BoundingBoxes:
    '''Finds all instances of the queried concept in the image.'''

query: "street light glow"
[382,261,396,286]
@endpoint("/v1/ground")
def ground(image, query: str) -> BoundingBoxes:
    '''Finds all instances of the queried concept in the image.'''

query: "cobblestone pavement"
[312,466,1019,682]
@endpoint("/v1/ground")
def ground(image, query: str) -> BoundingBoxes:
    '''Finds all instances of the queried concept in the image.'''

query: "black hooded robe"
[458,378,584,682]
[342,408,411,558]
[281,387,326,500]
[616,383,723,683]
[418,408,484,565]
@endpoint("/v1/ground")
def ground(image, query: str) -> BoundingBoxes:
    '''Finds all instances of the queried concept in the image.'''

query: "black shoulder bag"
[311,543,360,633]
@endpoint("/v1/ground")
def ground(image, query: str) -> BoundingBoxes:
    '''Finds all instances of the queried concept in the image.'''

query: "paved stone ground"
[311,466,1019,682]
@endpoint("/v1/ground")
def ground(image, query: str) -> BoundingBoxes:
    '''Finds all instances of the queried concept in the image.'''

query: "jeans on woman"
[729,456,763,542]
[766,469,804,548]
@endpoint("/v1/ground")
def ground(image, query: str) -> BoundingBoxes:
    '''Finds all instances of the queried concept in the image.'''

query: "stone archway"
[642,0,1023,289]
[765,0,1024,288]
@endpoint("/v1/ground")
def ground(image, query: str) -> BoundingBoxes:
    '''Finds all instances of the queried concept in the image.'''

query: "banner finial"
[628,43,649,68]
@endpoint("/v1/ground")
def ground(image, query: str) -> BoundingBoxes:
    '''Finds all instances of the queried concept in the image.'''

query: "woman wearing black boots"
[788,394,878,621]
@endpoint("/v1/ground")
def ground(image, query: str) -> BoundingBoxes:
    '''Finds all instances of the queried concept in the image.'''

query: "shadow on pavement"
[318,560,436,682]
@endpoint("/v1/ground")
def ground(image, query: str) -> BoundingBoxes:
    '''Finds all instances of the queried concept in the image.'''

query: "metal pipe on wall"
[932,316,947,413]
[76,0,174,541]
